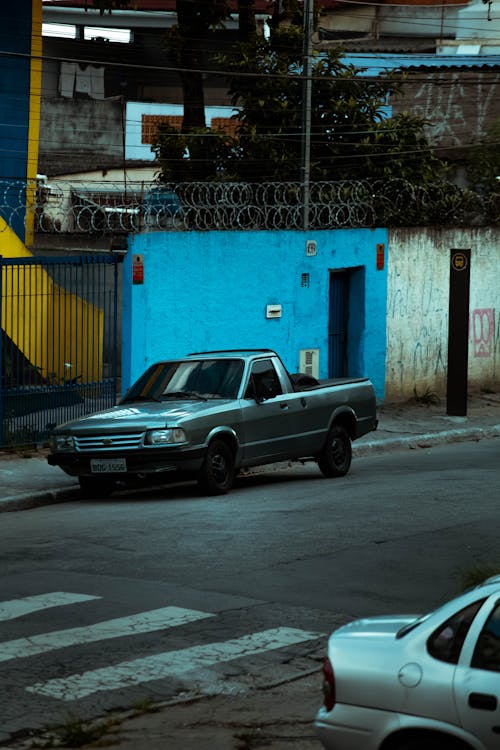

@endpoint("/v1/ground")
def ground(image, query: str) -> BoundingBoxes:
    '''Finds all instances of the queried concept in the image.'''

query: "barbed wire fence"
[0,178,498,234]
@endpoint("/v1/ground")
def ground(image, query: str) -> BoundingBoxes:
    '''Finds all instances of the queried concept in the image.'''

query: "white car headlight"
[50,434,76,452]
[145,428,187,446]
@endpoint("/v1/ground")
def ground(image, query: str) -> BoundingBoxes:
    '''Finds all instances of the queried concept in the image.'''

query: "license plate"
[90,458,127,473]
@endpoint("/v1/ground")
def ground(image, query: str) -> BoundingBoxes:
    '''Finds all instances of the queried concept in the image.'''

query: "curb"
[354,424,500,456]
[0,486,80,513]
[1,426,499,514]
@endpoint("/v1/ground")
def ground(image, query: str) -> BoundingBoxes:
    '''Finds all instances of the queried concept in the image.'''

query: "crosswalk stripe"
[0,593,100,622]
[25,626,323,701]
[0,606,213,663]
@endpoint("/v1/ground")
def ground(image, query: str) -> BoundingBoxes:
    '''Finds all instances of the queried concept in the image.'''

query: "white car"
[315,577,500,750]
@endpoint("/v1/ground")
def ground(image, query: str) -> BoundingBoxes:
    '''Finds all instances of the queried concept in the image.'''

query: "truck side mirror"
[244,376,265,404]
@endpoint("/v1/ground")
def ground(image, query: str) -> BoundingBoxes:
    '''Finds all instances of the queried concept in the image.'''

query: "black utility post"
[446,249,471,416]
[301,0,313,230]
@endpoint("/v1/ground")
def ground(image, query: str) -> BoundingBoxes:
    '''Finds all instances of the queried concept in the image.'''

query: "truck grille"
[74,432,145,451]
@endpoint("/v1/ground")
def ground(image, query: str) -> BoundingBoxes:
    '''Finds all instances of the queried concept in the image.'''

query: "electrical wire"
[1,5,499,174]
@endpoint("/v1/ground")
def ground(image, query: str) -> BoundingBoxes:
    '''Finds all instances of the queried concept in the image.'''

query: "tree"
[218,29,446,183]
[466,119,500,195]
[238,0,257,44]
[88,0,232,133]
[152,124,228,183]
[154,10,447,185]
[166,1,230,132]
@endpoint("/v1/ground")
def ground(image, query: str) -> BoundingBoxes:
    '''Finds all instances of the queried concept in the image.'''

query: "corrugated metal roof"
[318,35,438,53]
[339,51,500,72]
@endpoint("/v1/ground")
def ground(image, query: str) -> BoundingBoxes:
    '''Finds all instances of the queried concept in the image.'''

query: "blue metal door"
[328,271,349,378]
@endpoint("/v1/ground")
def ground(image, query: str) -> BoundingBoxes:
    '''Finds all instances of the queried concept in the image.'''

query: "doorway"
[328,268,365,379]
[328,271,349,377]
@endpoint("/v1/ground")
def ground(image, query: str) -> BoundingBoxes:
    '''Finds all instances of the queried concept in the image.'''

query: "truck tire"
[198,439,235,495]
[318,425,352,478]
[79,476,115,498]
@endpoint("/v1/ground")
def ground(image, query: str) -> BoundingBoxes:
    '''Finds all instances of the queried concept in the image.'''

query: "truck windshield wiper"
[162,391,208,401]
[125,394,162,403]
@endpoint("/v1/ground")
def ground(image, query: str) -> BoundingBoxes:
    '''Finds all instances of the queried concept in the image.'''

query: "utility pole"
[301,0,313,230]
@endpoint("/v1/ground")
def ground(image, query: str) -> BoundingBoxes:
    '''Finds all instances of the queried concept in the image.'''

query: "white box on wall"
[266,304,282,318]
[299,348,319,378]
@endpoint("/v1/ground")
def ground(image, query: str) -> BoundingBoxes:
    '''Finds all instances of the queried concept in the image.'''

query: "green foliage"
[412,386,440,406]
[155,24,447,186]
[32,714,120,748]
[355,112,447,183]
[152,124,228,182]
[218,40,447,184]
[466,118,500,196]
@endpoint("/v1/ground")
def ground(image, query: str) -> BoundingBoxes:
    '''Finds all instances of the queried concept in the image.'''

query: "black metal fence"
[0,255,119,447]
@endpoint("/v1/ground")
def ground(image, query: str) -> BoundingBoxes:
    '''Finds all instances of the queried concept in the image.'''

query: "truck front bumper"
[47,445,206,478]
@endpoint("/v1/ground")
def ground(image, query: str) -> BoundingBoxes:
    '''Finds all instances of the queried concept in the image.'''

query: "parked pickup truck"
[47,349,377,497]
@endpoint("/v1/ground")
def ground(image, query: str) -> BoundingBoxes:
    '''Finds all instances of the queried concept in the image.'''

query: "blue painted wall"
[122,229,388,399]
[0,0,40,244]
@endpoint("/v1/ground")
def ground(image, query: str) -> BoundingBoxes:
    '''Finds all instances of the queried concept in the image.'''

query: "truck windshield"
[122,359,244,402]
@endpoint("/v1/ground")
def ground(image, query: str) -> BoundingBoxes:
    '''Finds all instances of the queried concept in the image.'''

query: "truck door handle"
[280,403,289,410]
[469,693,498,711]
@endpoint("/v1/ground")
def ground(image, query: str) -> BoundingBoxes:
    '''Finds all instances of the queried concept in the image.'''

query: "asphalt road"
[1,439,499,744]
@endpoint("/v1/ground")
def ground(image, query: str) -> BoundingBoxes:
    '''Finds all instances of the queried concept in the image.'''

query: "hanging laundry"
[59,62,105,100]
[59,62,77,98]
[75,64,92,95]
[89,66,105,100]
[74,64,105,99]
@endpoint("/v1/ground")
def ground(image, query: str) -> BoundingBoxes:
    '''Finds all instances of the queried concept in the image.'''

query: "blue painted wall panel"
[0,3,32,176]
[0,1,33,241]
[122,229,388,399]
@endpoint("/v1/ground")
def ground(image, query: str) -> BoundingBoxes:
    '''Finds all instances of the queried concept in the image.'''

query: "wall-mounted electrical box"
[306,240,317,256]
[299,348,320,378]
[266,304,282,319]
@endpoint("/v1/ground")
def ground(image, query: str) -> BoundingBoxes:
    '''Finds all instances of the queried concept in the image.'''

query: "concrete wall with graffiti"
[386,227,499,400]
[392,69,500,152]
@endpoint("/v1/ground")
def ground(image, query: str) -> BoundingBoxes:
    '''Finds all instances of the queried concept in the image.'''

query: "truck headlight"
[145,428,187,446]
[49,434,76,452]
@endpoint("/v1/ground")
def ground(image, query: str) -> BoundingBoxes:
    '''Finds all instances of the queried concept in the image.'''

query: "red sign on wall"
[376,243,385,271]
[133,254,144,285]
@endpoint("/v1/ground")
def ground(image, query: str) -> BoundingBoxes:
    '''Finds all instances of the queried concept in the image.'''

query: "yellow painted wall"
[25,0,43,250]
[1,218,104,383]
[0,3,106,388]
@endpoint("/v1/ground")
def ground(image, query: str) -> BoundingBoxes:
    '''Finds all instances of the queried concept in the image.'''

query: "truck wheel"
[318,425,352,478]
[79,476,115,498]
[198,440,235,495]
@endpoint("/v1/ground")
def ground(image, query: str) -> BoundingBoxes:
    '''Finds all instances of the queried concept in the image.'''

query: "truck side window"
[245,360,283,400]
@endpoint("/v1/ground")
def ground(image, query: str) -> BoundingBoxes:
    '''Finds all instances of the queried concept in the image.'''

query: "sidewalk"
[1,392,499,513]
